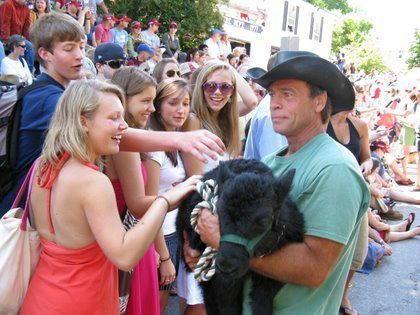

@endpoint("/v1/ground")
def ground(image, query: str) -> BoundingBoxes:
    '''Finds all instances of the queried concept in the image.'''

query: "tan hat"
[0,74,20,85]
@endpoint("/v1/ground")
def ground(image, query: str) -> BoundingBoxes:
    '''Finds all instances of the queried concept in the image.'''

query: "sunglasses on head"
[202,82,234,95]
[103,59,125,69]
[166,69,181,77]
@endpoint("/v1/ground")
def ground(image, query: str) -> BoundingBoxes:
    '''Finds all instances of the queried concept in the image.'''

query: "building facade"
[220,0,338,67]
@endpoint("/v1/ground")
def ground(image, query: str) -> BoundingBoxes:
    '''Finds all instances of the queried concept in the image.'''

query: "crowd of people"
[0,1,419,315]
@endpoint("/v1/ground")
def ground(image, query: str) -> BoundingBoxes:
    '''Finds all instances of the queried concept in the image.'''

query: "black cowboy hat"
[247,51,355,114]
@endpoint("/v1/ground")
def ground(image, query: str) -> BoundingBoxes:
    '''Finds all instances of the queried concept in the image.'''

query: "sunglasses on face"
[202,82,234,95]
[166,69,181,77]
[103,59,125,69]
[19,44,26,49]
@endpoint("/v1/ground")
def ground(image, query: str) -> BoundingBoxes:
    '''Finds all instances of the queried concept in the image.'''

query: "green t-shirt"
[243,133,370,315]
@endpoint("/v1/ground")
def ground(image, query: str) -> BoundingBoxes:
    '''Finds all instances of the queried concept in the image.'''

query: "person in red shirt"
[0,0,34,72]
[94,14,115,46]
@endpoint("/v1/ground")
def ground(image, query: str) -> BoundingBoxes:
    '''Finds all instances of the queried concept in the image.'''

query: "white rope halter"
[190,179,219,282]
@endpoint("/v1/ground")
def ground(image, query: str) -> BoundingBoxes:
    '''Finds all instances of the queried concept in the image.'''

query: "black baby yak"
[176,159,305,315]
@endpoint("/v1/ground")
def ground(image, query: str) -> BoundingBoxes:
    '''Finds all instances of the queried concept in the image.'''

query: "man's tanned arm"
[250,236,344,288]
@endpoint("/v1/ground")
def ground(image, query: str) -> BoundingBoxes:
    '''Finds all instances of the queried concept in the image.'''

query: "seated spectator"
[198,43,208,54]
[0,34,33,84]
[127,20,142,58]
[81,0,108,20]
[126,43,154,72]
[153,58,180,84]
[204,29,223,60]
[94,14,115,46]
[111,14,131,52]
[368,209,419,242]
[29,0,50,26]
[94,42,126,80]
[236,53,250,76]
[219,32,231,58]
[227,53,238,68]
[65,0,92,34]
[161,21,180,60]
[366,156,420,210]
[141,18,161,51]
[179,62,198,82]
[232,46,246,57]
[187,48,206,67]
[0,0,34,72]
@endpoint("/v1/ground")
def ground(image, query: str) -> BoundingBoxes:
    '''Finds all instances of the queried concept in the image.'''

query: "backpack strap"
[7,80,52,170]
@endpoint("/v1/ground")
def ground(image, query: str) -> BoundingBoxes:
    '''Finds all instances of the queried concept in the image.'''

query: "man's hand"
[197,209,220,249]
[175,130,225,163]
[183,231,201,270]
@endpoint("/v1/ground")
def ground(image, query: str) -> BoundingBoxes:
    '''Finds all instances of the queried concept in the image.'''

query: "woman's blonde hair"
[191,62,240,157]
[40,80,125,167]
[111,67,157,128]
[149,78,190,166]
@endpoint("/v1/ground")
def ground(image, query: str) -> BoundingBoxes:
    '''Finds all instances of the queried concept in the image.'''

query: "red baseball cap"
[103,14,116,22]
[131,21,142,29]
[370,140,390,153]
[148,18,161,26]
[169,21,178,28]
[118,15,132,23]
[66,0,82,8]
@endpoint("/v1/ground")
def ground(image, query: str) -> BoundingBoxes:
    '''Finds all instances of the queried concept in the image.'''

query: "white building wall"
[221,0,339,68]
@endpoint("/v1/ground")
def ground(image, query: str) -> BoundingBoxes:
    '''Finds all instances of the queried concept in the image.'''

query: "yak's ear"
[273,168,296,195]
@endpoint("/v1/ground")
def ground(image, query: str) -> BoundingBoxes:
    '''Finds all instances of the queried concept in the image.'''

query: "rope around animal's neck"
[190,179,219,282]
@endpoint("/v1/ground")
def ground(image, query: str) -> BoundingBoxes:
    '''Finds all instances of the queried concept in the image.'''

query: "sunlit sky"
[348,0,419,53]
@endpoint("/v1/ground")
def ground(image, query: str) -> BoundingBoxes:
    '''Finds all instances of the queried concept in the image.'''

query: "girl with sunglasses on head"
[144,78,191,314]
[177,61,258,315]
[19,80,199,314]
[153,58,181,83]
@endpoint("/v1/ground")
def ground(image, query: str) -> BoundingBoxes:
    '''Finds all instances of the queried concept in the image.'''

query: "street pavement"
[166,165,420,315]
[350,203,420,314]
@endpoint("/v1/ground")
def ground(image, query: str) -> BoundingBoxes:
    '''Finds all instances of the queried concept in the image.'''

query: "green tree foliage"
[407,29,420,69]
[306,0,352,14]
[106,0,225,51]
[331,19,373,55]
[343,41,388,74]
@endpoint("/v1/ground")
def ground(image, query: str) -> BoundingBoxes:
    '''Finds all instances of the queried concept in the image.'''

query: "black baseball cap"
[94,43,126,63]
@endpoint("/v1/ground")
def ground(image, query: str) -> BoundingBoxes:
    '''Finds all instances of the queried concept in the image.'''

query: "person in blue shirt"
[110,14,131,52]
[243,94,287,160]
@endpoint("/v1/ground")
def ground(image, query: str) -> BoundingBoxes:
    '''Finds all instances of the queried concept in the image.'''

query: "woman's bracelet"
[155,195,170,211]
[160,256,171,263]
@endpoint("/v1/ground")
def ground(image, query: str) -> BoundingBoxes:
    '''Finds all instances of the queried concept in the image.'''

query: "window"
[282,1,299,34]
[309,14,324,43]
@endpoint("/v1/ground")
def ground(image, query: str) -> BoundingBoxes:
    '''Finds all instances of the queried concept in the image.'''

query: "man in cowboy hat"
[194,51,370,314]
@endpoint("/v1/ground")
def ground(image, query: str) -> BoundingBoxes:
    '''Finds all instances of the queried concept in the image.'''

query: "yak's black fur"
[176,159,305,315]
